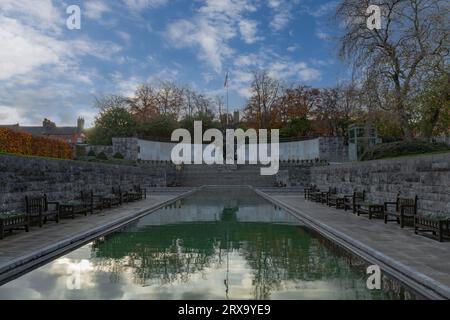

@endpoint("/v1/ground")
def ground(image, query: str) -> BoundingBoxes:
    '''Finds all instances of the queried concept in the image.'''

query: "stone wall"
[90,136,348,162]
[0,154,176,211]
[309,153,450,215]
[319,137,348,163]
[84,138,139,160]
[85,145,114,158]
[113,138,139,160]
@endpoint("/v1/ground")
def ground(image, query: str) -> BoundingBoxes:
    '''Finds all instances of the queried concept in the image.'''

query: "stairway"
[178,164,276,187]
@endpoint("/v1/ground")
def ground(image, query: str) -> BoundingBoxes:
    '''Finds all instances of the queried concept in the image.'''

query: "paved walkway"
[261,192,450,299]
[0,191,190,283]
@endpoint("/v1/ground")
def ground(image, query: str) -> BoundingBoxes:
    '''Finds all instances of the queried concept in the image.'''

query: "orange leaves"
[0,128,73,159]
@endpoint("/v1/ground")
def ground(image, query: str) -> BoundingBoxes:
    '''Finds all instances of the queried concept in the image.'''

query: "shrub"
[96,151,108,160]
[87,149,96,157]
[113,152,124,159]
[75,145,86,157]
[361,140,450,161]
[0,128,73,159]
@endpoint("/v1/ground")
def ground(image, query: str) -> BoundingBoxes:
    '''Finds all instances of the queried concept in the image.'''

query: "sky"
[0,0,348,128]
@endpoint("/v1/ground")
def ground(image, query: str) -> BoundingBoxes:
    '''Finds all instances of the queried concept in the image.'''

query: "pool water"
[0,187,416,300]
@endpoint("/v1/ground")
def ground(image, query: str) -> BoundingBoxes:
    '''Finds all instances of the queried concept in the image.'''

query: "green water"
[0,187,415,300]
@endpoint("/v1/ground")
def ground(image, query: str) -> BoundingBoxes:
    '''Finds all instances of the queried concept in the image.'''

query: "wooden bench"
[384,194,418,228]
[356,203,384,220]
[79,191,96,214]
[0,211,29,239]
[133,185,147,200]
[328,191,351,209]
[307,186,327,203]
[344,191,366,213]
[414,215,450,242]
[59,193,93,219]
[309,190,323,202]
[304,185,318,200]
[123,185,146,202]
[101,192,121,209]
[112,187,130,204]
[25,194,59,227]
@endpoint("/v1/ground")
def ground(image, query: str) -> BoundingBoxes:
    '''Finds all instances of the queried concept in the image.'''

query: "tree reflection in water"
[90,200,414,300]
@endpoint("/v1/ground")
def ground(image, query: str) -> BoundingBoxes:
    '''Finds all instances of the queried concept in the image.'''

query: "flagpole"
[225,71,229,127]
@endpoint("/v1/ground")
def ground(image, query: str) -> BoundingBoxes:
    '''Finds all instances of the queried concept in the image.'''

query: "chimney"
[77,117,85,132]
[42,118,56,129]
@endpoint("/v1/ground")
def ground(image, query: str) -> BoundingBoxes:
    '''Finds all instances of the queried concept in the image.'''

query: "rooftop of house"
[0,118,85,136]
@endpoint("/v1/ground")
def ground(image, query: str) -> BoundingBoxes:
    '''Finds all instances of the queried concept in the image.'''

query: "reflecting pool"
[0,187,417,299]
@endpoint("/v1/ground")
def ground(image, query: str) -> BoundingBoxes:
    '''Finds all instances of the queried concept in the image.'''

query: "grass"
[361,141,450,161]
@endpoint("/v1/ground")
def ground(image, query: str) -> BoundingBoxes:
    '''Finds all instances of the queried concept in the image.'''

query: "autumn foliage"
[0,128,73,159]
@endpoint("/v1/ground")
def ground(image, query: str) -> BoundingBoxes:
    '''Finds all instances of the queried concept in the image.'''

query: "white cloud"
[122,0,168,10]
[239,20,262,44]
[117,31,131,43]
[234,54,258,67]
[268,0,292,31]
[111,72,143,97]
[148,68,180,83]
[229,49,322,98]
[306,1,338,18]
[0,0,62,33]
[166,0,258,73]
[268,61,321,81]
[0,1,124,126]
[0,11,122,81]
[0,105,24,124]
[85,0,111,20]
[316,31,331,41]
[0,17,60,81]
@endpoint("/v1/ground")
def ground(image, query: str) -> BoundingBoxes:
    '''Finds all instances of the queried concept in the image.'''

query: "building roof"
[0,124,82,136]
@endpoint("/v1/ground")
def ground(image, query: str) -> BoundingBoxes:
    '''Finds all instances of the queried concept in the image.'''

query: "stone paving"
[0,192,189,283]
[261,192,450,299]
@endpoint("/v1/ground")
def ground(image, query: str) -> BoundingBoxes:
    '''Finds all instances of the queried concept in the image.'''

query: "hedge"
[361,140,450,161]
[0,128,73,159]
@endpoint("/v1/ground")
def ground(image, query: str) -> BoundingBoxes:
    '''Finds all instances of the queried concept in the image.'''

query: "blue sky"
[0,0,347,127]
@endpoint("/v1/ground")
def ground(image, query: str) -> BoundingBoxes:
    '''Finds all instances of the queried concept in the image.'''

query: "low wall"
[309,153,450,215]
[0,155,176,211]
[100,137,348,162]
[279,139,319,161]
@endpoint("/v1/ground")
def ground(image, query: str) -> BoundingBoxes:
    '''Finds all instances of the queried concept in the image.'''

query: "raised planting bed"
[0,211,29,239]
[415,215,450,242]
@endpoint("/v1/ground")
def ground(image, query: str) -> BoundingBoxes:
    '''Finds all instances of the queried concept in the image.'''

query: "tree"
[128,84,159,122]
[94,95,129,112]
[274,86,319,127]
[179,110,220,136]
[137,114,179,139]
[155,81,184,118]
[337,0,450,139]
[280,117,312,138]
[243,70,281,129]
[416,72,450,138]
[88,105,136,145]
